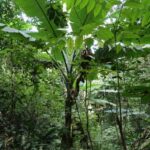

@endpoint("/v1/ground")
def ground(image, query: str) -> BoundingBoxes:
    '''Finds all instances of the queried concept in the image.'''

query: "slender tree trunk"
[61,82,73,150]
[116,116,127,150]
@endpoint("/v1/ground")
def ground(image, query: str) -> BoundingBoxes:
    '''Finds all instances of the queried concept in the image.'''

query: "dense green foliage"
[0,0,150,149]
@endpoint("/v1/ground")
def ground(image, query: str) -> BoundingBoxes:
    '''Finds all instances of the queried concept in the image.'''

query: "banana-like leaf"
[90,98,116,107]
[1,24,35,41]
[15,0,59,40]
[0,23,5,28]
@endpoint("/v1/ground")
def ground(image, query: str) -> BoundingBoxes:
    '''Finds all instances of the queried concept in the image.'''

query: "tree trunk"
[116,116,127,150]
[61,82,73,150]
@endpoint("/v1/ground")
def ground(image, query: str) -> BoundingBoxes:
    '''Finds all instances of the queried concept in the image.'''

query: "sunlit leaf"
[96,27,113,40]
[142,12,150,26]
[94,4,101,17]
[67,37,74,51]
[87,0,95,13]
[65,0,75,9]
[80,0,89,9]
[75,0,81,6]
[118,31,140,40]
[75,36,83,49]
[125,0,141,8]
[15,0,64,40]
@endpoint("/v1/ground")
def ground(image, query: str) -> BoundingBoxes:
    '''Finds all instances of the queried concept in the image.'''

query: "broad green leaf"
[15,0,60,40]
[67,37,74,51]
[51,47,63,62]
[109,0,121,5]
[87,67,98,81]
[125,0,141,8]
[1,26,35,41]
[94,4,101,17]
[80,0,89,9]
[142,0,150,6]
[131,9,141,24]
[140,34,150,44]
[70,7,95,35]
[118,31,140,40]
[142,12,150,26]
[57,38,66,49]
[75,36,83,49]
[87,0,95,13]
[81,23,96,35]
[70,2,106,35]
[35,52,51,61]
[96,27,113,40]
[66,0,75,9]
[75,0,81,6]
